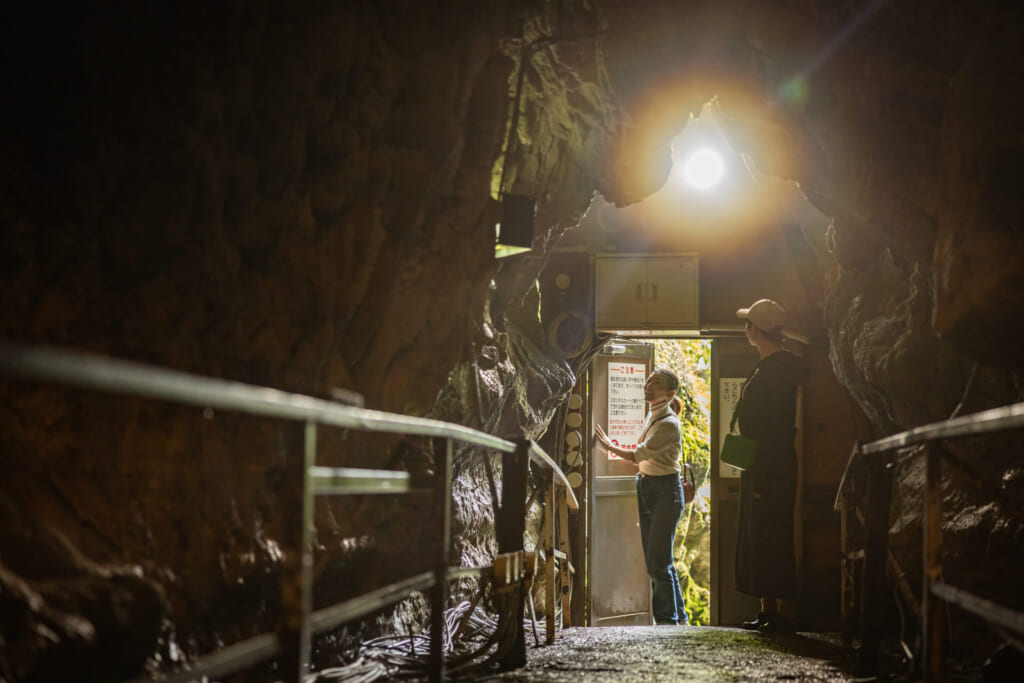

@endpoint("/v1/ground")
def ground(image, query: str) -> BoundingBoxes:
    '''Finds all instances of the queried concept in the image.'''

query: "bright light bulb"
[682,147,725,190]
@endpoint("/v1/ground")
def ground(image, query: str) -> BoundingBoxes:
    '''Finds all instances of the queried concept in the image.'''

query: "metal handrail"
[309,571,437,635]
[0,340,578,682]
[838,401,1024,680]
[127,633,283,683]
[526,439,579,510]
[123,561,496,683]
[0,341,516,452]
[931,582,1024,639]
[311,467,419,496]
[859,401,1024,455]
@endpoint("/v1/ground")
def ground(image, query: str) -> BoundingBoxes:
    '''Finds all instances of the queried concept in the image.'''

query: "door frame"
[586,341,654,625]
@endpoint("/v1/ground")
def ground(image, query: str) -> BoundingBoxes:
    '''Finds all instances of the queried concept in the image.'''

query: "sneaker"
[741,612,767,630]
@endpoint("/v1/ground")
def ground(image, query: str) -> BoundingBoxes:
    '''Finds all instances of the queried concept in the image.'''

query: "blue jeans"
[636,473,689,625]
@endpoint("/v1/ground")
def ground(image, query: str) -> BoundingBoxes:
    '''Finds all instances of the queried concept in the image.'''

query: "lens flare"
[682,147,725,190]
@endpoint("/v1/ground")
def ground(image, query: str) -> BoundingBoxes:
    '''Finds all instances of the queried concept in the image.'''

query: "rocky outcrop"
[0,497,164,682]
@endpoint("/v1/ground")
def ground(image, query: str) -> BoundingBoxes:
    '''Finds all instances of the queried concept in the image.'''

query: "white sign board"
[607,362,646,460]
[718,378,745,478]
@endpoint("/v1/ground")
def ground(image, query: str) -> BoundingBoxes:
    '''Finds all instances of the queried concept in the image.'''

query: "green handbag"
[721,433,757,470]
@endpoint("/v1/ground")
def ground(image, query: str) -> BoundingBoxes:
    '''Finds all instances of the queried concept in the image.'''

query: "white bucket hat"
[736,299,809,345]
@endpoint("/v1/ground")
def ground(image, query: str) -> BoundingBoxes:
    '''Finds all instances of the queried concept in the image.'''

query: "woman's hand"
[594,424,637,463]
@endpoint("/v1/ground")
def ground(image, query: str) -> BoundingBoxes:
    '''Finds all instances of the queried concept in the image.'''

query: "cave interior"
[2,1,1024,681]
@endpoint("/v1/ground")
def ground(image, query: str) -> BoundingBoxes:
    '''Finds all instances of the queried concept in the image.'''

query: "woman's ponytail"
[669,395,683,416]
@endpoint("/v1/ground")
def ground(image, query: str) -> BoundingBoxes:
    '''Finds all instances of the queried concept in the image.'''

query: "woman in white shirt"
[595,367,689,625]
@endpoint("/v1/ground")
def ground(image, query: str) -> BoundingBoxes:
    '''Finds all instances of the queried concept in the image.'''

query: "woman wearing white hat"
[731,299,807,633]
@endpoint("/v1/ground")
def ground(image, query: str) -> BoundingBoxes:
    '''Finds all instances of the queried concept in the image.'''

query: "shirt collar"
[649,399,672,417]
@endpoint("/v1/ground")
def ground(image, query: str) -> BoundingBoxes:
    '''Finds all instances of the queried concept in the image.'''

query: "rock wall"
[2,0,1024,679]
[0,2,611,678]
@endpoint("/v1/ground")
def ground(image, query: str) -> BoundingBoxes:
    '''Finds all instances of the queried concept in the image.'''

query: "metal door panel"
[592,476,648,624]
[588,344,653,626]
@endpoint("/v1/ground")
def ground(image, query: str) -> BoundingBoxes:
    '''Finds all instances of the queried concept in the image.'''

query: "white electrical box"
[594,253,699,335]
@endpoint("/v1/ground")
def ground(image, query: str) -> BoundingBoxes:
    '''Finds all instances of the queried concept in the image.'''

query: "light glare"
[683,148,725,190]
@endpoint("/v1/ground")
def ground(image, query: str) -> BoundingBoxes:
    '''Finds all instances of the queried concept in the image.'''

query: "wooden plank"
[800,348,864,489]
[888,549,919,622]
[492,552,524,586]
[447,565,490,580]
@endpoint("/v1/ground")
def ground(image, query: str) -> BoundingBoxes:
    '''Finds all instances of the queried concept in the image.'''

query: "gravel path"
[475,626,855,682]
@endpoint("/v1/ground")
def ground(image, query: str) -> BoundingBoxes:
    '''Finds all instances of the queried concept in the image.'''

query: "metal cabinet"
[594,254,699,334]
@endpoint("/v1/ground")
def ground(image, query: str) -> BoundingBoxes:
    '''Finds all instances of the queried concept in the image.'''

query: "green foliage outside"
[654,339,712,625]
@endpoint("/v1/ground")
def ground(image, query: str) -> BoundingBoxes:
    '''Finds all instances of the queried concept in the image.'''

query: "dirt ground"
[475,625,855,682]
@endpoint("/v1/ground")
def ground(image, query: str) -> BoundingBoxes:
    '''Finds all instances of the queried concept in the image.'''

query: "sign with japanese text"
[607,362,646,459]
[719,378,745,478]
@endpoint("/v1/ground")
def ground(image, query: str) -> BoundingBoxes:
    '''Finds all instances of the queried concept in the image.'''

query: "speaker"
[539,251,592,358]
[495,193,536,258]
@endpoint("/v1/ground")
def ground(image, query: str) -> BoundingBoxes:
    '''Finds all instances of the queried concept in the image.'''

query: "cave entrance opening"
[651,336,713,626]
[586,337,713,626]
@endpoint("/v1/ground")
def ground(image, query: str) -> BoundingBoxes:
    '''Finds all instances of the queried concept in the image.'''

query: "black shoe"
[741,612,768,630]
[758,614,795,634]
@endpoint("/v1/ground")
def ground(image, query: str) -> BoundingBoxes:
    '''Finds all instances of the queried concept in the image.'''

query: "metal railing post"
[839,492,853,649]
[544,470,556,644]
[859,450,891,675]
[496,439,529,670]
[922,443,944,681]
[281,421,315,682]
[557,484,571,628]
[429,437,453,681]
[0,342,583,682]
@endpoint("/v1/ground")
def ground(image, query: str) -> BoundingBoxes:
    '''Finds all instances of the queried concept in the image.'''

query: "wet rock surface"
[480,626,850,682]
